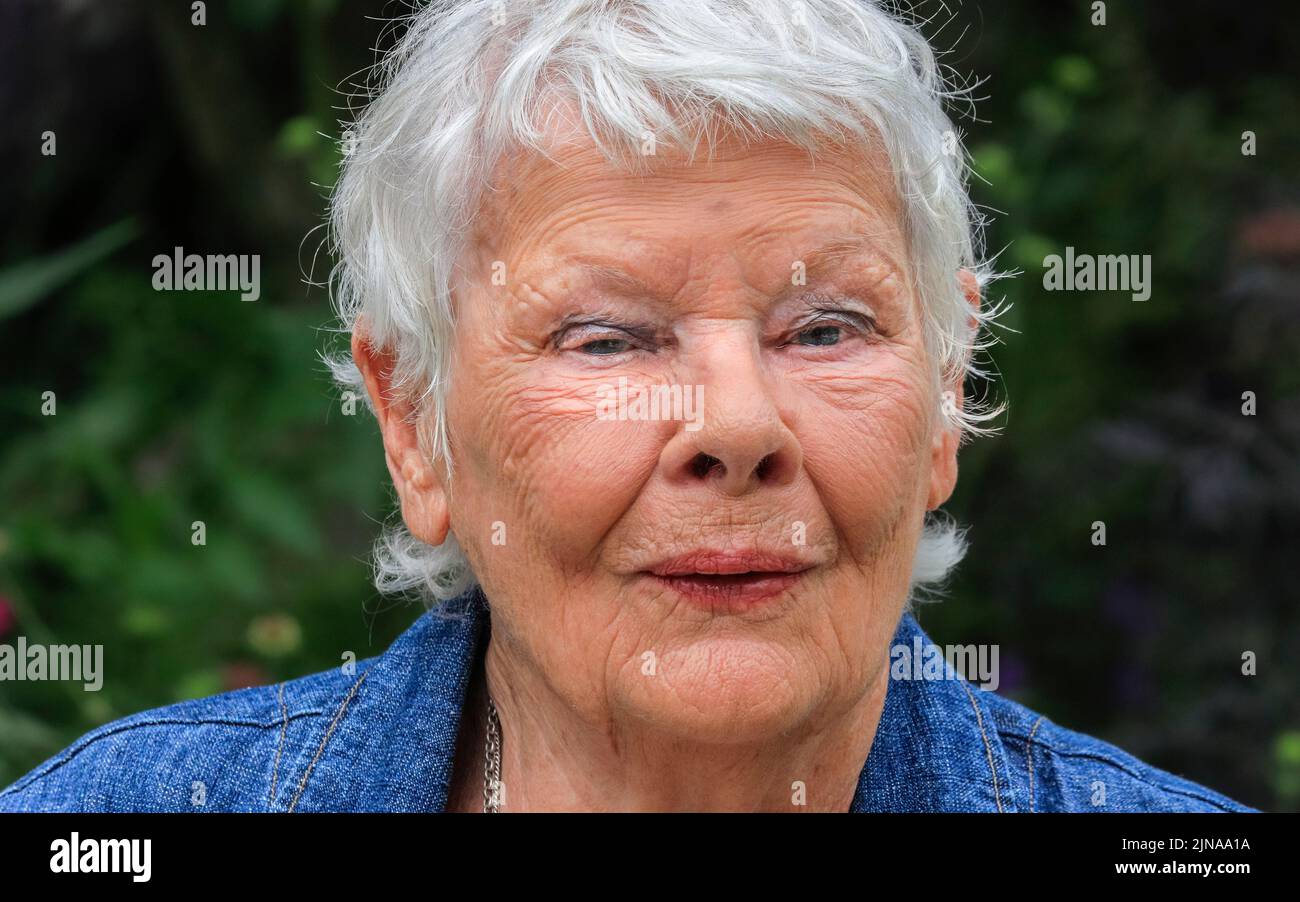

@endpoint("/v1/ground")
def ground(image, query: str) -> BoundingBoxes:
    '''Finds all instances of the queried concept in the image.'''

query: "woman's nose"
[659,345,801,497]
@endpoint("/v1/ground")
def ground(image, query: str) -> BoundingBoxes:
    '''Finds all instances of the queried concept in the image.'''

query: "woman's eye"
[795,324,845,347]
[789,310,875,348]
[579,337,634,355]
[553,321,637,355]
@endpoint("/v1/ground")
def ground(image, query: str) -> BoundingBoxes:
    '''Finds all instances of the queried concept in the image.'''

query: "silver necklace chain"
[483,692,502,813]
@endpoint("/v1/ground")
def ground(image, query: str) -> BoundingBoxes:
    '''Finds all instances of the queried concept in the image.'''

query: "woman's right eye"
[578,337,634,355]
[553,318,653,356]
[552,311,668,358]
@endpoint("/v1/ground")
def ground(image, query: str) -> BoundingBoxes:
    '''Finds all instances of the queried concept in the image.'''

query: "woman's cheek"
[799,381,933,551]
[494,387,668,563]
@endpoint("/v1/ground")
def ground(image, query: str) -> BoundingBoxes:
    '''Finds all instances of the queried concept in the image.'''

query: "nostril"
[755,453,774,481]
[690,453,722,479]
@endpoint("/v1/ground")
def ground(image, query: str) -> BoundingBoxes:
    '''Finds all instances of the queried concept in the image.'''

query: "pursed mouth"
[638,549,818,610]
[642,567,811,609]
[645,553,816,579]
[652,570,804,585]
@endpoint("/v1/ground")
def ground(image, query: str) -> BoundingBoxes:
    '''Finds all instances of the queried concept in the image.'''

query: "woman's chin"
[615,639,820,744]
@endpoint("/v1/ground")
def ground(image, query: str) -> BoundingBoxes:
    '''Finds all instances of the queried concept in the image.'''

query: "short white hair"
[325,0,1006,608]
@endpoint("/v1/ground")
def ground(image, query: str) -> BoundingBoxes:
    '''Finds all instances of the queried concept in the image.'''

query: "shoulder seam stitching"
[1026,716,1045,813]
[1001,731,1246,810]
[269,682,289,807]
[286,672,369,813]
[0,711,325,799]
[959,679,1005,812]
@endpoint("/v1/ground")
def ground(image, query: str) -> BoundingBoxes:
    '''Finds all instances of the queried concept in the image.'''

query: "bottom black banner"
[0,812,1287,888]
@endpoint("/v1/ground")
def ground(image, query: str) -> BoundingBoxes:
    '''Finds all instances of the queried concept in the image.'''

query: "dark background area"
[0,0,1296,810]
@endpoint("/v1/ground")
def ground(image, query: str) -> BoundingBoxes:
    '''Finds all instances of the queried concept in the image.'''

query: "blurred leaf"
[0,707,62,757]
[1276,731,1300,806]
[1011,233,1056,272]
[1052,55,1097,94]
[277,115,323,158]
[1019,85,1073,134]
[120,604,172,638]
[970,142,1025,203]
[229,0,286,30]
[174,670,224,703]
[225,472,322,557]
[0,219,138,321]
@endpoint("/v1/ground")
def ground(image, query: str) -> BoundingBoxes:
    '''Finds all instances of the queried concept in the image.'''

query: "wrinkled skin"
[355,114,976,811]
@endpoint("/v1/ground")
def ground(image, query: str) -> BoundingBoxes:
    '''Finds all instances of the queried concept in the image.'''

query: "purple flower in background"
[995,652,1027,695]
[0,596,15,638]
[1102,580,1162,644]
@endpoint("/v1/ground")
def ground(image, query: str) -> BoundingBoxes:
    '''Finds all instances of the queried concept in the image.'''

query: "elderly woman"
[0,0,1252,813]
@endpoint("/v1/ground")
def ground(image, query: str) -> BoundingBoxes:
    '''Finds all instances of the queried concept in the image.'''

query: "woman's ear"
[926,269,981,510]
[351,324,451,547]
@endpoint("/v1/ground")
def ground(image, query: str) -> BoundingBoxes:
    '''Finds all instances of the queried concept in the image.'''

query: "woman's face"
[411,126,961,744]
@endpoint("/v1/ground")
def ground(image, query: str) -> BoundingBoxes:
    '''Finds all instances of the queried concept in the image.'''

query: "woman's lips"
[642,551,814,610]
[647,570,806,608]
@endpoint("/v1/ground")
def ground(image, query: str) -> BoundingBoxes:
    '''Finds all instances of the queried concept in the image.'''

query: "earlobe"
[926,269,980,510]
[927,424,960,511]
[393,473,452,547]
[352,325,452,547]
[927,366,961,510]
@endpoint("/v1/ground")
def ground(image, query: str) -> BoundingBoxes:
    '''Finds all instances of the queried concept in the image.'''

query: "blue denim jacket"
[0,586,1255,812]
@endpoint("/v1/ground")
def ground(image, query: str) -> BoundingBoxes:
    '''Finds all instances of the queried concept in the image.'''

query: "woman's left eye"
[789,311,875,348]
[794,324,846,347]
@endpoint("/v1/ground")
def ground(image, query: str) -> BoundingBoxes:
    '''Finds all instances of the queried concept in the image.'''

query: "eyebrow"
[571,261,656,296]
[566,231,899,298]
[798,233,880,280]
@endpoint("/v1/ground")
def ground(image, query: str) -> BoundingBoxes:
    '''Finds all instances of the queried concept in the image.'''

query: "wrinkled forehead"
[468,98,910,287]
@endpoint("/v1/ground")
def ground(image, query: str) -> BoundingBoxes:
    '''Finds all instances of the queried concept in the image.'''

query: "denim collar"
[309,585,1016,812]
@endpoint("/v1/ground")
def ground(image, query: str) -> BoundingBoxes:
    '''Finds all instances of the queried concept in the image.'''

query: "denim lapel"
[285,585,488,812]
[302,587,1015,812]
[851,612,1017,812]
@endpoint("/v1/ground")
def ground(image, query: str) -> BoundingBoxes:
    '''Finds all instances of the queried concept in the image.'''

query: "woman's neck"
[447,634,886,813]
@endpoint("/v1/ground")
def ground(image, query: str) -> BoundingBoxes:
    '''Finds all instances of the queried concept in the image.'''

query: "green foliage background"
[0,0,1296,809]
